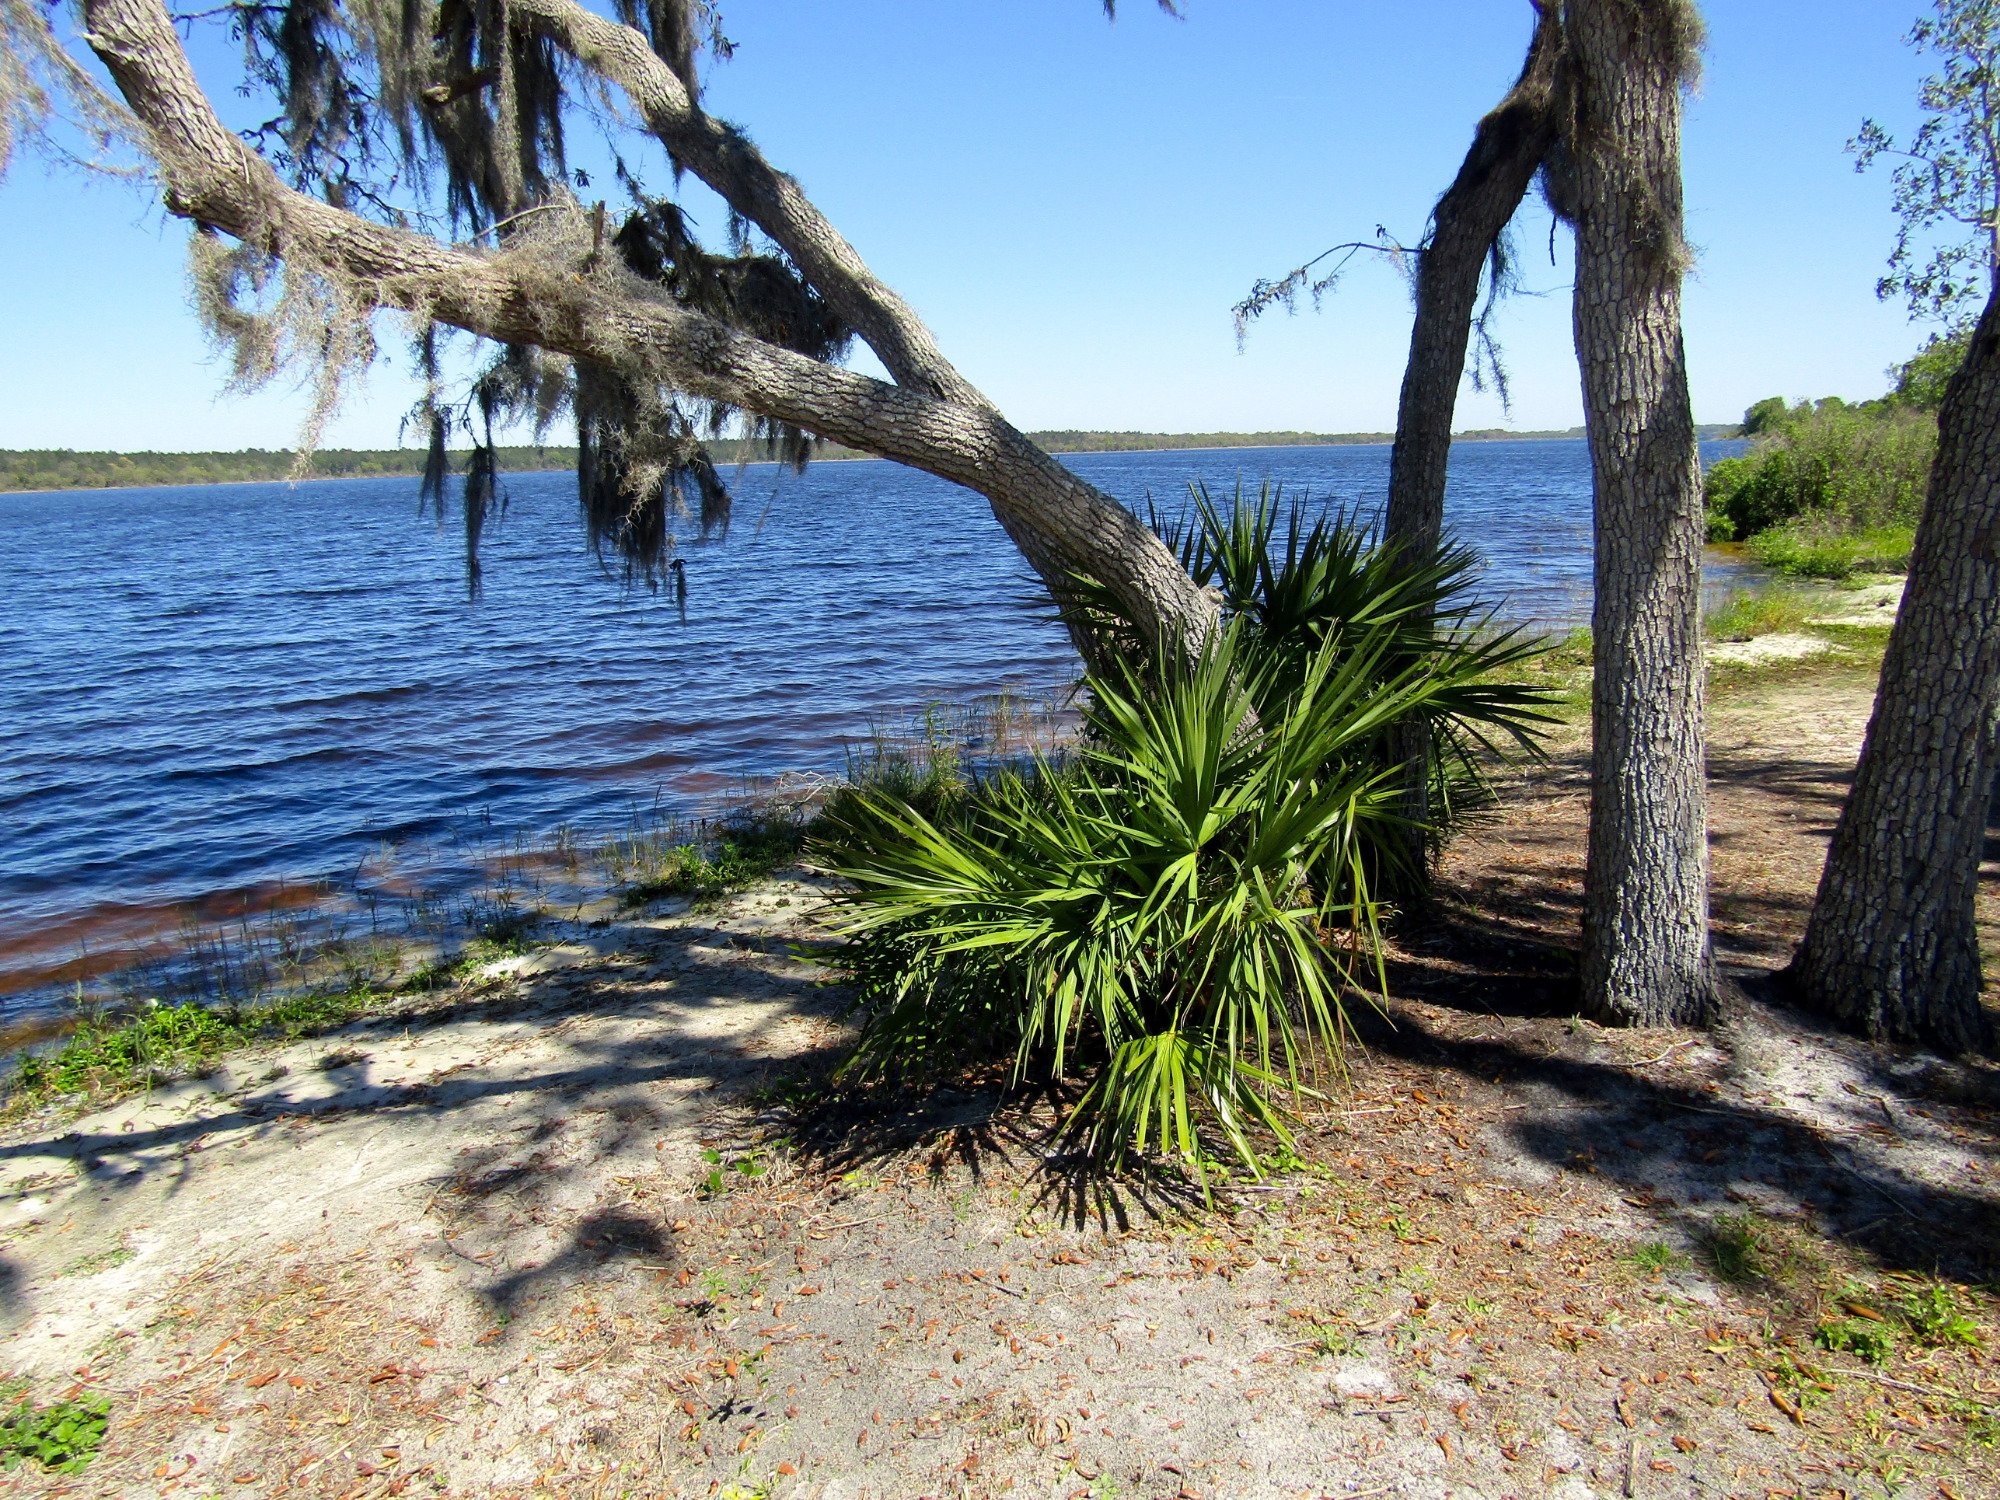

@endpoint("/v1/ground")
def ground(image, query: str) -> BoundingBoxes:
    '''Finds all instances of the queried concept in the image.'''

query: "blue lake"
[0,439,1750,1013]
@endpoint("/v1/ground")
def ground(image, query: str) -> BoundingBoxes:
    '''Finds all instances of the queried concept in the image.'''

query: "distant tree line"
[1,426,1745,494]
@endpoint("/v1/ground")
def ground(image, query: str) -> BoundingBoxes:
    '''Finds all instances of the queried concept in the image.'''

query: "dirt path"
[0,666,1995,1500]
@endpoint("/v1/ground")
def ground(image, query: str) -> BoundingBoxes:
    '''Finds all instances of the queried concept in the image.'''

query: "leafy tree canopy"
[1851,0,2000,326]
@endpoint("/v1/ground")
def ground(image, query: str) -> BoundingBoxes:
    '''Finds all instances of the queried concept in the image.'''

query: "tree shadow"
[1344,985,2000,1285]
[779,1071,1204,1232]
[480,1206,674,1315]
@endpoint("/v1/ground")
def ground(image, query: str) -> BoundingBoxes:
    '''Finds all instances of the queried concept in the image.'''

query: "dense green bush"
[1704,401,1934,545]
[817,491,1550,1180]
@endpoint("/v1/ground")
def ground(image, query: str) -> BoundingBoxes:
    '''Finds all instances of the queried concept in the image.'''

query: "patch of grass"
[1628,1240,1687,1275]
[1704,587,1824,642]
[58,1244,134,1279]
[1702,1212,1768,1284]
[6,982,396,1108]
[1749,522,1915,581]
[617,812,802,910]
[0,1394,110,1475]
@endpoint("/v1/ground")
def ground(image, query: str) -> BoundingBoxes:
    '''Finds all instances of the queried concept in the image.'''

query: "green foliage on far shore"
[1704,331,1961,579]
[0,446,580,493]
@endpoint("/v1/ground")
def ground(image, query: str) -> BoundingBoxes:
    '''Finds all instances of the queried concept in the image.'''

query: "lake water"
[0,439,1750,1018]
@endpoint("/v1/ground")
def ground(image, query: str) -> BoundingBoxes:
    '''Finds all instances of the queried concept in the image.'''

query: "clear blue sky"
[0,1,1943,451]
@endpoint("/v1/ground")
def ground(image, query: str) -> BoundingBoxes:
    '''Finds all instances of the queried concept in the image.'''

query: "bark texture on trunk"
[1791,282,2000,1058]
[1383,4,1565,566]
[1567,0,1719,1027]
[1385,2,1566,872]
[80,0,1218,665]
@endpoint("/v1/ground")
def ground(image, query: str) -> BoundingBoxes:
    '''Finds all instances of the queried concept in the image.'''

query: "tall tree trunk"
[1566,0,1719,1027]
[1385,1,1566,875]
[1790,279,2000,1057]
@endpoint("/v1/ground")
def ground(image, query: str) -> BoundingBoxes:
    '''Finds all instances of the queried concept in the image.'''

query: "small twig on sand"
[440,1233,497,1268]
[1634,1040,1696,1067]
[1822,1367,2000,1408]
[1623,1436,1639,1497]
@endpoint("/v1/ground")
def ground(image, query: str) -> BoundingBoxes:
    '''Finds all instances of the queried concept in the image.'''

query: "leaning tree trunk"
[1789,278,2000,1057]
[1567,0,1719,1027]
[1385,1,1566,876]
[79,0,1220,670]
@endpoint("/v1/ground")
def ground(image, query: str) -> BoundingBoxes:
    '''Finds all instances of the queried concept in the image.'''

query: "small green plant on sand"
[696,1147,768,1199]
[1703,1213,1767,1284]
[1900,1284,1984,1347]
[1814,1316,1898,1364]
[0,1393,111,1474]
[1629,1241,1686,1275]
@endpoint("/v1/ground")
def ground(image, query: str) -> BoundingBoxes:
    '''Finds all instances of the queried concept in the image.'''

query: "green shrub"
[1705,403,1934,546]
[819,491,1551,1180]
[1151,485,1551,890]
[0,1394,110,1474]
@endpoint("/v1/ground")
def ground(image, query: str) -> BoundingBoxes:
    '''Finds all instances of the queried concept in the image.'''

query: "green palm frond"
[819,484,1555,1179]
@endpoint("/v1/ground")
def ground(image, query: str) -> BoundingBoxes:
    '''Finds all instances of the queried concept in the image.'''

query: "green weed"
[696,1147,769,1199]
[1900,1284,1984,1347]
[6,983,395,1107]
[0,1394,110,1474]
[1629,1241,1687,1275]
[1814,1317,1898,1364]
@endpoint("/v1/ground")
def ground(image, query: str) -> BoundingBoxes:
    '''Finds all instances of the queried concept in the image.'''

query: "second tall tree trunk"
[1567,0,1719,1027]
[1791,278,2000,1058]
[1384,3,1565,880]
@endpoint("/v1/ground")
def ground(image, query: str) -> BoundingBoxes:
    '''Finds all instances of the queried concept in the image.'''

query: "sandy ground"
[0,661,1996,1499]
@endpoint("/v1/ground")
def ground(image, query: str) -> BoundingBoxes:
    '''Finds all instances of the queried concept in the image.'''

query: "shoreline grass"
[0,691,1071,1115]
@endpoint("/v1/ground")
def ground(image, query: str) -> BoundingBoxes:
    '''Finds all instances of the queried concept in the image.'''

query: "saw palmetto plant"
[819,491,1553,1181]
